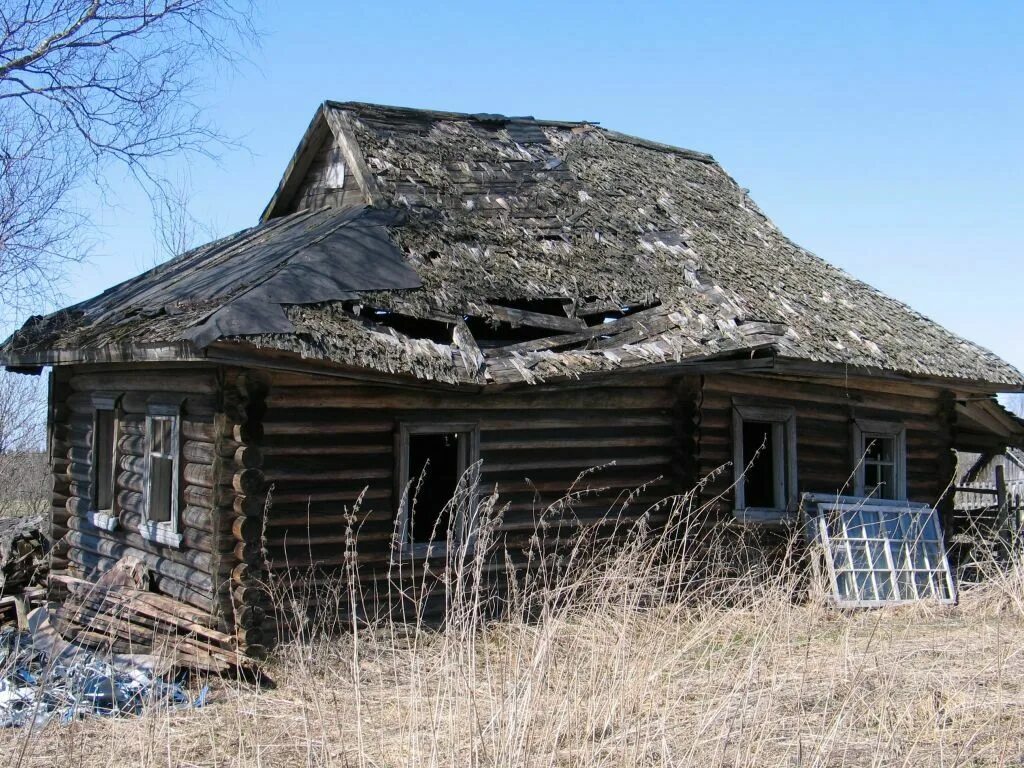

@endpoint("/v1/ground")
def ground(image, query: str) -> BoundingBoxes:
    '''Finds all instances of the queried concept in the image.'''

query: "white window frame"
[394,422,480,559]
[732,404,798,515]
[852,419,907,501]
[141,399,183,548]
[89,393,121,532]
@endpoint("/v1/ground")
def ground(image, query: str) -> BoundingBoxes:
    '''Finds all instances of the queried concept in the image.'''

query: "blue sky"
[69,1,1023,376]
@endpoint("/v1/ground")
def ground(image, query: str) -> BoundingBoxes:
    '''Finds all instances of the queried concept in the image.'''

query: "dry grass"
[4,486,1024,767]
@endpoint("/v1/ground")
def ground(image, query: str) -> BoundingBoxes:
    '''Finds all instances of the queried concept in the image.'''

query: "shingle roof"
[4,101,1022,389]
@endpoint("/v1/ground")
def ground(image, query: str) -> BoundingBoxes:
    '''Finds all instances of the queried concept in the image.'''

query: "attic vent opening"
[345,302,455,345]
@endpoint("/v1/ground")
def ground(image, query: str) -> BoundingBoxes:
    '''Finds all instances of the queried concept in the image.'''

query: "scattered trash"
[0,613,209,728]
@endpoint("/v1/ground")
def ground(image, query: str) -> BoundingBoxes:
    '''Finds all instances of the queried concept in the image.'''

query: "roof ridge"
[323,100,716,162]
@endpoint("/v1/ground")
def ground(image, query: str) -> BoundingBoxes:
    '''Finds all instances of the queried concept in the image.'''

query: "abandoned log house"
[3,101,1024,651]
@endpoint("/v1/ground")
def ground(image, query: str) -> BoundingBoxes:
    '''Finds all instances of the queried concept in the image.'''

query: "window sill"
[89,511,119,531]
[732,508,795,527]
[139,521,183,549]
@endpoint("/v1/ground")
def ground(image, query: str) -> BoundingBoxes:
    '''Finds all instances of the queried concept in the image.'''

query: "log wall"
[252,370,690,629]
[55,365,239,627]
[48,360,961,650]
[695,372,956,518]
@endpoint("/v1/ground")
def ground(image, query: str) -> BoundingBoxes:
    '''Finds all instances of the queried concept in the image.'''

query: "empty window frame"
[395,423,480,556]
[808,496,956,606]
[90,395,120,530]
[852,420,906,500]
[142,400,183,547]
[732,404,797,512]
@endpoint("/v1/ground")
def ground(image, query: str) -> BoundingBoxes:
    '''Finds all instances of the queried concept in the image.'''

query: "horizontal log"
[66,519,220,575]
[263,467,390,484]
[232,423,264,444]
[115,512,230,555]
[64,537,215,602]
[232,515,262,544]
[265,387,674,411]
[233,468,266,495]
[70,372,217,395]
[66,548,216,613]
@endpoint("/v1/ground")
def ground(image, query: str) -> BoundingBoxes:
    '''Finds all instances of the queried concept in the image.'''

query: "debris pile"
[0,618,208,728]
[0,513,48,593]
[0,513,49,627]
[51,573,256,674]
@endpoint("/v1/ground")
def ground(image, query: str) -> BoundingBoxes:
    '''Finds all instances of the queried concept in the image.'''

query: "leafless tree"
[0,370,46,515]
[0,0,257,321]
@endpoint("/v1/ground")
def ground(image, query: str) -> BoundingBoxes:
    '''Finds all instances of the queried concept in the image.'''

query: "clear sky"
[65,0,1024,377]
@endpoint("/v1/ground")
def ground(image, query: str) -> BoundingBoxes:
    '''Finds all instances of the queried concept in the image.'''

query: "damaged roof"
[4,100,1022,389]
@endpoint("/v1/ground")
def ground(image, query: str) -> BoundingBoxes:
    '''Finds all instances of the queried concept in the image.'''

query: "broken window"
[732,405,797,512]
[853,420,906,500]
[92,409,116,512]
[89,395,121,530]
[142,400,183,548]
[807,496,956,606]
[396,423,479,556]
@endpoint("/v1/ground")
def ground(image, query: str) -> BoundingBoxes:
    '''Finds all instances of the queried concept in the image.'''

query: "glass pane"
[864,436,894,463]
[816,501,954,606]
[151,418,173,456]
[149,455,173,523]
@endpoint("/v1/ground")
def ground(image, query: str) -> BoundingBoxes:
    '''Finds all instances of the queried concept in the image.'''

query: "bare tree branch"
[0,0,257,321]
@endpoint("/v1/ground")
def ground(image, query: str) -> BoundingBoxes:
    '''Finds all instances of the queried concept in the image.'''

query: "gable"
[281,134,364,215]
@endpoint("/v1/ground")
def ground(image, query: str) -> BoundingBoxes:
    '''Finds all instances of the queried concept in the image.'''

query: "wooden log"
[70,372,217,395]
[236,370,271,399]
[232,515,262,544]
[116,470,145,494]
[183,420,219,442]
[233,468,266,495]
[65,526,218,583]
[184,462,219,490]
[233,493,266,517]
[66,548,216,613]
[232,422,264,444]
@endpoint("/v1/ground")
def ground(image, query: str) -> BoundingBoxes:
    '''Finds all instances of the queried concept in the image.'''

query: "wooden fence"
[953,464,1024,570]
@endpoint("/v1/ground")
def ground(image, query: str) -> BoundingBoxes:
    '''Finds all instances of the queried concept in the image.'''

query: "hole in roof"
[582,300,662,327]
[488,297,572,318]
[463,315,555,349]
[345,302,454,345]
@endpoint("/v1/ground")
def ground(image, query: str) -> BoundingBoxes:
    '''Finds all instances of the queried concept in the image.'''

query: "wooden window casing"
[852,419,907,501]
[142,400,184,548]
[394,422,480,559]
[732,404,798,514]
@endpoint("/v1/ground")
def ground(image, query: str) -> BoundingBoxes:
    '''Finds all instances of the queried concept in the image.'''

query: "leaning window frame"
[141,396,185,548]
[89,393,122,532]
[394,421,481,560]
[852,419,907,501]
[732,403,798,516]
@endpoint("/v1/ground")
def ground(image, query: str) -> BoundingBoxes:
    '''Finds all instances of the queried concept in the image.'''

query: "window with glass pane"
[812,499,955,606]
[93,409,116,511]
[862,435,897,499]
[853,421,906,501]
[147,416,178,526]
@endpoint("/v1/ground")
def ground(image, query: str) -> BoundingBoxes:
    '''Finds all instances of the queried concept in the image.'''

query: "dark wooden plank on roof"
[482,304,585,333]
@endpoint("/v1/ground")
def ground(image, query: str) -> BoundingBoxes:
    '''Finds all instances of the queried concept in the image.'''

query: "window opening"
[732,404,797,512]
[742,421,776,509]
[853,420,906,500]
[93,409,116,512]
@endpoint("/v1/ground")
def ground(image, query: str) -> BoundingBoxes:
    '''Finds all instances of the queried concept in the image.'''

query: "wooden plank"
[481,304,586,333]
